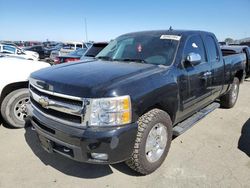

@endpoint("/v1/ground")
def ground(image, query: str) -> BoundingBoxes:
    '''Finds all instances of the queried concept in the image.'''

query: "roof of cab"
[120,29,215,38]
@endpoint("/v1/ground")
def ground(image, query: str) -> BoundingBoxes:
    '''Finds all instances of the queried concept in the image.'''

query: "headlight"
[90,95,131,126]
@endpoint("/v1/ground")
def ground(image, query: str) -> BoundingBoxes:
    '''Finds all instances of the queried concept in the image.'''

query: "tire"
[126,109,172,175]
[220,77,240,108]
[1,88,29,128]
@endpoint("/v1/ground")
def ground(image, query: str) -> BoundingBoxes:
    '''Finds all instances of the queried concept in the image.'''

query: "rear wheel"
[126,109,172,175]
[220,77,240,108]
[1,89,29,128]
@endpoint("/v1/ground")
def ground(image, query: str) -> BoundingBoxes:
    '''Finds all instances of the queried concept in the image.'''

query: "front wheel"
[220,77,240,108]
[126,109,172,175]
[1,88,29,128]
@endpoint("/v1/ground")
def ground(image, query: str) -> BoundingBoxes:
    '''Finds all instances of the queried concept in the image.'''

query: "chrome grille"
[29,84,85,127]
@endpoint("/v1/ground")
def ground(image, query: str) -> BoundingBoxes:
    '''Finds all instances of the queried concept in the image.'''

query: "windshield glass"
[96,33,180,66]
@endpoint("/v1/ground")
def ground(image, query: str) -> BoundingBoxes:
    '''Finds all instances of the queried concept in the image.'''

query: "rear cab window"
[205,35,220,62]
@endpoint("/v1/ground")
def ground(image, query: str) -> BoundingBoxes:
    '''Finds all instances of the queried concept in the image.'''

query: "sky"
[0,0,249,42]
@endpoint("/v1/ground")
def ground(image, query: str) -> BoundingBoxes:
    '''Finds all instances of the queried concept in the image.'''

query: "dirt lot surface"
[1,80,250,188]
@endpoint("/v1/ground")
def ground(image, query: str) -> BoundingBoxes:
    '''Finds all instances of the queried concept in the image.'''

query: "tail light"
[64,58,79,62]
[54,57,60,64]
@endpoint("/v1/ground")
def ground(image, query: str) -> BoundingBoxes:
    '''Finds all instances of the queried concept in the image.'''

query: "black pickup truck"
[27,30,246,175]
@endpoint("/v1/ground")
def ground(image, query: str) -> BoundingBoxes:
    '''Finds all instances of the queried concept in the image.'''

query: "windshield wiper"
[97,56,113,61]
[113,58,147,64]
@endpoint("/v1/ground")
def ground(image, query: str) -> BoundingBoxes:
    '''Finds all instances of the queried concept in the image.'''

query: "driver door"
[180,35,213,115]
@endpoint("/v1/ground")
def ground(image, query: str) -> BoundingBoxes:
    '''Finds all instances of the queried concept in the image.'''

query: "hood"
[30,60,163,98]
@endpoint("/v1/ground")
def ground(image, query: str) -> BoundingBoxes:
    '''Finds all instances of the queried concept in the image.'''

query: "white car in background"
[0,56,49,128]
[50,42,87,60]
[0,44,39,60]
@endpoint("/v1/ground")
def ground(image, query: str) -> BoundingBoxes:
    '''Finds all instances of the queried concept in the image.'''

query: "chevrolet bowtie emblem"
[38,97,49,108]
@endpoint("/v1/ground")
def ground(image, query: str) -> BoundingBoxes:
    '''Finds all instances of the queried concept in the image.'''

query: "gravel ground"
[0,80,250,188]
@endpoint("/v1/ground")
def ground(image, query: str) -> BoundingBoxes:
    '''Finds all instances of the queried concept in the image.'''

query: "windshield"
[96,33,180,66]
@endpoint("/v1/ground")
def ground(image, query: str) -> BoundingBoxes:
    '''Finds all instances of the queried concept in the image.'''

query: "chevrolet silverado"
[28,30,246,174]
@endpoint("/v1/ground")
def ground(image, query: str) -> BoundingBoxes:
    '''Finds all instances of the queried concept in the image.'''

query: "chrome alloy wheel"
[14,97,29,121]
[145,123,168,163]
[232,84,238,103]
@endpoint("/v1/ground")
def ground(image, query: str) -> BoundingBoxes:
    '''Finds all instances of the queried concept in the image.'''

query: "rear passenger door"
[204,35,224,98]
[181,35,212,113]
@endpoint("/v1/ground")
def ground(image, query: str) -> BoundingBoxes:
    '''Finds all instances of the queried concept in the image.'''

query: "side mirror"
[186,53,201,66]
[17,49,22,54]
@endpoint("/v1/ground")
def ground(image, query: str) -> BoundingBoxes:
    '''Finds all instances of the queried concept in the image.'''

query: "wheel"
[220,77,240,108]
[126,109,172,175]
[1,88,29,128]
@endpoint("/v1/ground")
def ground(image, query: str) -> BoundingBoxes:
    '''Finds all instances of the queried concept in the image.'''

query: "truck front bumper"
[27,105,138,164]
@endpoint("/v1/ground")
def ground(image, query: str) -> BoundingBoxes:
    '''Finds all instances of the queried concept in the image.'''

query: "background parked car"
[80,42,108,60]
[49,43,69,60]
[59,42,87,56]
[0,56,49,128]
[54,42,108,64]
[54,48,87,64]
[23,45,51,59]
[23,41,42,47]
[0,44,39,60]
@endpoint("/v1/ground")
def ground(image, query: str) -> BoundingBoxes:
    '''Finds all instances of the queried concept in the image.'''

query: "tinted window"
[85,43,108,57]
[183,35,206,62]
[206,35,219,62]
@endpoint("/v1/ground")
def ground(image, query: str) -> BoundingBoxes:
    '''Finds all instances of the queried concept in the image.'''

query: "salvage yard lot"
[1,80,250,188]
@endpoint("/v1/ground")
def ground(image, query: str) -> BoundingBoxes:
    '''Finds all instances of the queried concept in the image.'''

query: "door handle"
[200,71,212,80]
[203,71,212,77]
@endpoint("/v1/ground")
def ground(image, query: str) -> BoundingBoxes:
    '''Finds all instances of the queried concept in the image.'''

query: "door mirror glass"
[186,53,201,66]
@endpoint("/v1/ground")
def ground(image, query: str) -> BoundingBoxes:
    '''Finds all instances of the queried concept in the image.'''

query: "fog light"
[91,153,108,161]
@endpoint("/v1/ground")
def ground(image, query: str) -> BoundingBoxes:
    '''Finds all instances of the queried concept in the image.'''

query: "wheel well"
[0,81,28,106]
[235,70,244,83]
[141,103,174,123]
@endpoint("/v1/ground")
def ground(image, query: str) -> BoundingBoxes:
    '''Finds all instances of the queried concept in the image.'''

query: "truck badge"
[38,97,49,108]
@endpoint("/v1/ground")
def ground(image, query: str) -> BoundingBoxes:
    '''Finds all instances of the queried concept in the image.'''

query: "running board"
[173,102,220,136]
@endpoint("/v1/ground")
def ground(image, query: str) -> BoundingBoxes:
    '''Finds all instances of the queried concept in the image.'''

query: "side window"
[183,35,207,62]
[2,45,16,54]
[206,35,220,62]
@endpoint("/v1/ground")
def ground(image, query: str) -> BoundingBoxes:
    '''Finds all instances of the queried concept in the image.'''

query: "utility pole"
[84,18,88,42]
